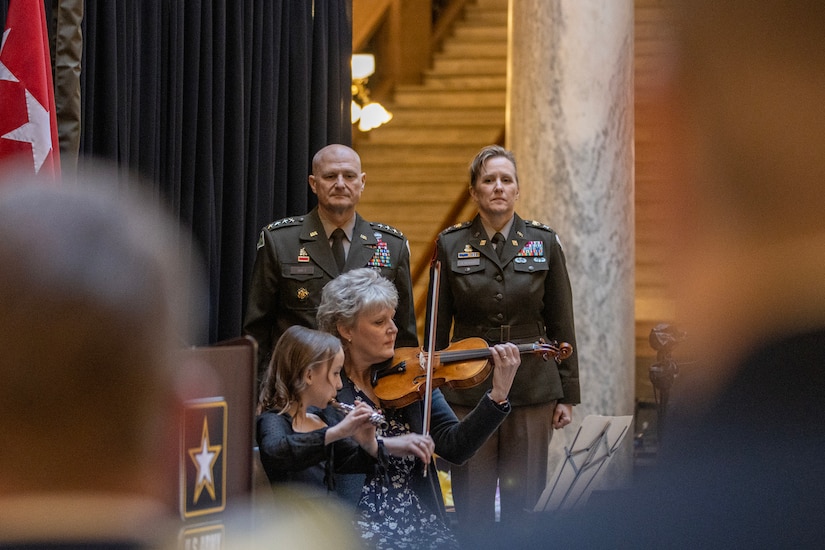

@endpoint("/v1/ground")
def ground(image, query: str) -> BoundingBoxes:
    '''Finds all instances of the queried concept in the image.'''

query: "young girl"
[257,325,381,494]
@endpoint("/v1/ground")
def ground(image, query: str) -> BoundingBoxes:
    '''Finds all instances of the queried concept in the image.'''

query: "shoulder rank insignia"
[265,216,303,231]
[367,234,392,268]
[370,222,404,238]
[525,220,553,232]
[440,221,472,235]
[517,240,545,257]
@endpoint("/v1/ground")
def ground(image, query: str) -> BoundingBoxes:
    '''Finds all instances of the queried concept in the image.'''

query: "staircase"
[354,0,508,325]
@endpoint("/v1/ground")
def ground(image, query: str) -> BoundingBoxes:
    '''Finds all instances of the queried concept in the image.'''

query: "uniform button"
[465,267,471,272]
[528,266,534,271]
[496,313,504,321]
[495,293,503,301]
[495,274,503,282]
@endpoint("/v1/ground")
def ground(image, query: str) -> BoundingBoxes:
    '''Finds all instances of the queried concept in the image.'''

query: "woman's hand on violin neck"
[489,342,521,402]
[381,433,435,464]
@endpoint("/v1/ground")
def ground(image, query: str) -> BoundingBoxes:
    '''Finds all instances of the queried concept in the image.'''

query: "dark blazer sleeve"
[321,406,378,474]
[256,410,374,484]
[431,235,454,351]
[393,237,419,348]
[542,233,580,404]
[244,227,281,373]
[256,411,327,483]
[426,389,509,465]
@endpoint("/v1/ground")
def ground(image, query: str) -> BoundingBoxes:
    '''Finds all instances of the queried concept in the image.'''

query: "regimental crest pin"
[297,248,310,262]
[458,243,480,259]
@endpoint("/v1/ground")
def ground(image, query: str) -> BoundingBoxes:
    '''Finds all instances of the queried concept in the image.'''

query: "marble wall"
[506,0,636,492]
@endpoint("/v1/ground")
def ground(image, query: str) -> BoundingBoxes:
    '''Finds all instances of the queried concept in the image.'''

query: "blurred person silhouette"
[0,166,204,548]
[491,1,825,547]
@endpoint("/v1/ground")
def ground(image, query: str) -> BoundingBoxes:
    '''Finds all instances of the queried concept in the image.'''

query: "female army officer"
[431,145,580,538]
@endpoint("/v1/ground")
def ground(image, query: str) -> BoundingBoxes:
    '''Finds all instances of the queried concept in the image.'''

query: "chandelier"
[351,54,392,132]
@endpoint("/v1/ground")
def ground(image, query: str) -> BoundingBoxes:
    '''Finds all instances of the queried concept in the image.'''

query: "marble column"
[507,0,635,490]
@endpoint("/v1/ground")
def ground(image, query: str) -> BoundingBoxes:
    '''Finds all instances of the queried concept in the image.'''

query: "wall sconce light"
[351,53,392,132]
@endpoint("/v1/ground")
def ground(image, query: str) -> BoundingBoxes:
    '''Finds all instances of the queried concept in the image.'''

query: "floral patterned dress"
[353,391,460,550]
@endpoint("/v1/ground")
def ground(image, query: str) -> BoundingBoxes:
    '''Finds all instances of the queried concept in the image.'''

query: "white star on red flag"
[0,1,61,181]
[0,29,19,82]
[3,89,53,173]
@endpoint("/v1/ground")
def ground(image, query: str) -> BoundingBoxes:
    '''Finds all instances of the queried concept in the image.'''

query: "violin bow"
[421,259,441,477]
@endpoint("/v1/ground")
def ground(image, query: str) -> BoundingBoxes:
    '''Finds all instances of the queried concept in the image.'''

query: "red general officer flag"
[0,0,61,181]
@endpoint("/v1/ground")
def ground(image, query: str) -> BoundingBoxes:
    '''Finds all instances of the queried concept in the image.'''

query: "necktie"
[492,232,505,260]
[331,228,346,272]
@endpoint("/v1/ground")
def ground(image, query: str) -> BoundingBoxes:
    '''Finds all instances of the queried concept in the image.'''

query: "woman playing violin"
[431,145,580,538]
[317,267,521,550]
[256,325,382,496]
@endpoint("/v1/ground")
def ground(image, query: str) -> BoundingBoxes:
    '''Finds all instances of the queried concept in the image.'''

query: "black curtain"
[21,0,354,344]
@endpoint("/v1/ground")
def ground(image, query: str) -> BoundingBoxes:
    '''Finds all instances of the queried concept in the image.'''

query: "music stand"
[534,415,633,512]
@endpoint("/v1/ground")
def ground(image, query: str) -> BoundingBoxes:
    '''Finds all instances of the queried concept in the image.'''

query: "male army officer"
[244,144,418,378]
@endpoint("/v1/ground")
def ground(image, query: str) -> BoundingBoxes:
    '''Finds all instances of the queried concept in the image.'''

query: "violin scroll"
[534,339,573,364]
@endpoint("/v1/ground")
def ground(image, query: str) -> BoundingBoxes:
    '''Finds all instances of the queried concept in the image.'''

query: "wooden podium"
[173,336,257,522]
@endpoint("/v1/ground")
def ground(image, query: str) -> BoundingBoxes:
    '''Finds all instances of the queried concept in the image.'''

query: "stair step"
[355,142,486,160]
[428,57,506,76]
[404,75,507,91]
[451,26,508,41]
[359,152,474,167]
[393,89,506,108]
[364,125,503,145]
[463,11,508,26]
[360,182,468,201]
[363,174,466,187]
[440,42,506,58]
[470,0,510,10]
[361,168,466,181]
[381,106,503,125]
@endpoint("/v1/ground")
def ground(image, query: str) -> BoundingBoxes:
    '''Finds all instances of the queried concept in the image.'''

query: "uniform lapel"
[500,214,529,266]
[345,214,379,269]
[301,209,338,277]
[468,216,498,264]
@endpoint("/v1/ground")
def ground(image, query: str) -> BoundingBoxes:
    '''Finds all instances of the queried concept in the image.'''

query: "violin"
[370,337,573,408]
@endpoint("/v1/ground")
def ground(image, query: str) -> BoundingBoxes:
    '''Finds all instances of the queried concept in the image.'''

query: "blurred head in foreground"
[0,165,204,538]
[651,0,825,396]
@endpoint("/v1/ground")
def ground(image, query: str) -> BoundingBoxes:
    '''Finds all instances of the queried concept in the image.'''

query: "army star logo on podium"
[182,398,227,519]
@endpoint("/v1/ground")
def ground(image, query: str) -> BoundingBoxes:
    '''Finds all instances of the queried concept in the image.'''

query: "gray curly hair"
[316,268,399,340]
